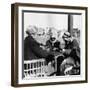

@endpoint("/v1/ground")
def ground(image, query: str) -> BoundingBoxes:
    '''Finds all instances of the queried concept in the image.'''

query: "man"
[24,26,54,60]
[62,31,80,62]
[46,29,66,76]
[46,28,58,52]
[24,26,56,76]
[60,31,80,75]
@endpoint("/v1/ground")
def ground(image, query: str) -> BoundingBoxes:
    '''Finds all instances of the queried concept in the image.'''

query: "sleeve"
[72,39,80,49]
[71,39,80,60]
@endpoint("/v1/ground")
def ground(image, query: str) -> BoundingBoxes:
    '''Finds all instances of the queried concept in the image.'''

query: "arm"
[72,39,80,50]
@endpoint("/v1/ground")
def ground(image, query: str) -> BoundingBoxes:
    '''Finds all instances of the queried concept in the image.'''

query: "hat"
[62,32,71,38]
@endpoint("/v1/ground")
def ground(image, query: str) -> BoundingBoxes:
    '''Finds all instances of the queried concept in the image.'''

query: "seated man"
[62,31,80,63]
[24,26,54,60]
[24,26,59,76]
[60,31,80,75]
[46,28,58,52]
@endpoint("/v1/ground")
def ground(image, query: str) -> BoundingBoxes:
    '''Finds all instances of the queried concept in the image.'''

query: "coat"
[24,35,53,60]
[64,39,80,63]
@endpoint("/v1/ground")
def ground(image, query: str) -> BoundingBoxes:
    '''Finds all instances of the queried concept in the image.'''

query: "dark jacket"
[64,39,80,63]
[65,39,79,50]
[24,35,53,60]
[46,39,53,51]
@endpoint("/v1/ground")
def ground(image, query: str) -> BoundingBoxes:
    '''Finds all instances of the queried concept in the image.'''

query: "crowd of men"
[24,25,80,76]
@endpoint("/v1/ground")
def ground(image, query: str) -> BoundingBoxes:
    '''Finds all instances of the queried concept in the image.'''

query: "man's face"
[33,30,49,45]
[50,30,58,43]
[64,37,71,42]
[31,33,37,39]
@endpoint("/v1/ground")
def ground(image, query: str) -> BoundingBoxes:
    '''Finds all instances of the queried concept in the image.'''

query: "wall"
[0,0,89,90]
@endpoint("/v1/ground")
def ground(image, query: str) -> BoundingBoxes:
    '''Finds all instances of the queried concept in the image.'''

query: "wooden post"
[68,14,73,35]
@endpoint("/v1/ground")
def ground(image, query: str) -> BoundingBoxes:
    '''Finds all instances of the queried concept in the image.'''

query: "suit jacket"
[24,35,53,60]
[64,39,80,63]
[65,39,79,50]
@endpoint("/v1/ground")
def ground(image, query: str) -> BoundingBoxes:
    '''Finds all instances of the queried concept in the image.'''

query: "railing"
[23,55,65,79]
[24,59,47,79]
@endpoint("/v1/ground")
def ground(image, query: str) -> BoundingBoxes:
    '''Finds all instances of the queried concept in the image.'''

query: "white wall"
[0,0,89,90]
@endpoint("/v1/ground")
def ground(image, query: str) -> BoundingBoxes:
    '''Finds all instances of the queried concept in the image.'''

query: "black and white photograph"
[11,3,87,87]
[24,12,81,78]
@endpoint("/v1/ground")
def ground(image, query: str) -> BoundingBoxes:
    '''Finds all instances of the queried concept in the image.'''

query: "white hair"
[26,25,37,35]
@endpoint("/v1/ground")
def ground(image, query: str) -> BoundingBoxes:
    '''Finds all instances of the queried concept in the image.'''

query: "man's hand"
[63,49,71,55]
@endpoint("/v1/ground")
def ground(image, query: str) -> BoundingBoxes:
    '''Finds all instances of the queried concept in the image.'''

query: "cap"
[63,32,71,38]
